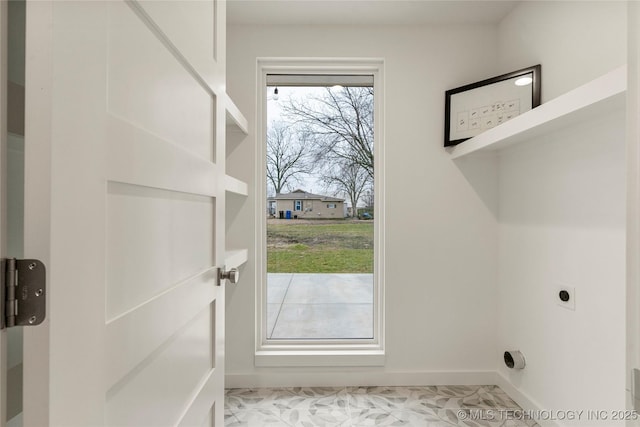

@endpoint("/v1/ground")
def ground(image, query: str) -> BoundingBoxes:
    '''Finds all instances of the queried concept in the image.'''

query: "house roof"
[268,189,344,202]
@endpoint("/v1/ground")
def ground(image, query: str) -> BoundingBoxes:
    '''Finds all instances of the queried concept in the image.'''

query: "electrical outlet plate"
[556,284,576,310]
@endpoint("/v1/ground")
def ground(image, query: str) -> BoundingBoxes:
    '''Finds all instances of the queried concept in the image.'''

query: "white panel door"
[23,1,229,426]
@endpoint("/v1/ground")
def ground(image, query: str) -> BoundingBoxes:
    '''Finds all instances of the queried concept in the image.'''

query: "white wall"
[627,1,640,420]
[495,1,628,422]
[497,113,626,419]
[498,1,627,102]
[225,24,501,385]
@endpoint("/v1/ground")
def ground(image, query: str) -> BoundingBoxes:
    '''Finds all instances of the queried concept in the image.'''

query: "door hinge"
[1,258,46,329]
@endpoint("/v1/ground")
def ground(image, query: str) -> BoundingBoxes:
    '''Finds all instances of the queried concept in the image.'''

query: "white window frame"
[294,200,302,211]
[255,58,386,367]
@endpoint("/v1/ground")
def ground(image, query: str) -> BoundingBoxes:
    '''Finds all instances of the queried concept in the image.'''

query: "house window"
[257,59,385,366]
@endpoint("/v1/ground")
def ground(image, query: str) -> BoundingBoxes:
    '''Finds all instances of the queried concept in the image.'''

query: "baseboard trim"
[225,370,498,389]
[494,372,560,427]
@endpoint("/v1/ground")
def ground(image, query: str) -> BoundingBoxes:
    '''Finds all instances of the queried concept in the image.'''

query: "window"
[256,59,385,366]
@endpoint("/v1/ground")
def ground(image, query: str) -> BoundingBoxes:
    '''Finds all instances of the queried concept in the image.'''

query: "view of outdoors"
[266,80,375,340]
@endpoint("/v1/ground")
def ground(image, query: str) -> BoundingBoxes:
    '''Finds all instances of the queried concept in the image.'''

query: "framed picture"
[444,65,541,147]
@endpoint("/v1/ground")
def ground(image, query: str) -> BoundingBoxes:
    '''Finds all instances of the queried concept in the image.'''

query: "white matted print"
[444,65,541,147]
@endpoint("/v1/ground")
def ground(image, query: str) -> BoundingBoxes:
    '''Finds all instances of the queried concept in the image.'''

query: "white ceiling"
[227,0,521,26]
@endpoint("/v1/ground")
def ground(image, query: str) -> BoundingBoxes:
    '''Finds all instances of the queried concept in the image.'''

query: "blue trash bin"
[286,210,292,219]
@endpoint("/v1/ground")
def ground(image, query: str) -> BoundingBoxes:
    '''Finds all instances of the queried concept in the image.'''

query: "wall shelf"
[224,92,248,283]
[225,94,249,135]
[447,66,627,160]
[225,174,248,196]
[225,249,248,269]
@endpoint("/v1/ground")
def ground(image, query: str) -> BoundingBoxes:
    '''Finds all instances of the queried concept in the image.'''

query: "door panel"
[106,182,215,319]
[135,1,217,63]
[106,116,219,200]
[23,1,228,425]
[106,307,213,427]
[106,268,216,390]
[107,3,215,161]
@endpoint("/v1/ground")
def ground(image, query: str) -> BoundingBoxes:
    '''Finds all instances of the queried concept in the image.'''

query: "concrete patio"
[267,273,374,339]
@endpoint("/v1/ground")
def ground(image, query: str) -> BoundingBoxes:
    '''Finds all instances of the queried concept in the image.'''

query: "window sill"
[255,348,385,367]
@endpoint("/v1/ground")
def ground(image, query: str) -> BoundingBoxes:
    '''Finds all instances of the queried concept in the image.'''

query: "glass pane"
[265,83,374,340]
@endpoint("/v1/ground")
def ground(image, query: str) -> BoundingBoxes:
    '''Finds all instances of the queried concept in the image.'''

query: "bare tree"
[362,187,374,208]
[321,160,370,218]
[266,121,312,194]
[280,86,374,213]
[283,86,374,179]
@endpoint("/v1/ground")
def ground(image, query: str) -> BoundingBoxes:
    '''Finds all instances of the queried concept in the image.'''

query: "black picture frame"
[444,65,541,147]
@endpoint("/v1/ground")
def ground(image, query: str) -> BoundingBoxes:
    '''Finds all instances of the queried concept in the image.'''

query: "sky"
[266,86,332,197]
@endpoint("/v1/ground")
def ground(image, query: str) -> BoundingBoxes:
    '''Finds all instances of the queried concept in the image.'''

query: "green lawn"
[267,220,374,273]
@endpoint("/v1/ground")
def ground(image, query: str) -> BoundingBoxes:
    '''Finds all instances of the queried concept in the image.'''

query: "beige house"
[268,189,345,219]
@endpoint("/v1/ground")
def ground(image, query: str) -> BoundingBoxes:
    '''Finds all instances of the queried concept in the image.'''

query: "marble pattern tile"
[225,386,540,426]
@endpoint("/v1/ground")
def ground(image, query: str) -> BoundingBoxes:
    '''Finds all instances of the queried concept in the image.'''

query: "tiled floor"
[225,385,539,426]
[267,273,374,339]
